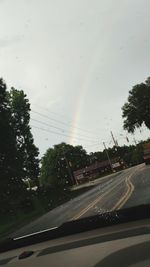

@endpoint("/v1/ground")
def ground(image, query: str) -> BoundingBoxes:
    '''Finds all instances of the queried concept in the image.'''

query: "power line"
[31,118,66,132]
[31,125,99,143]
[31,110,102,137]
[32,105,106,135]
[31,118,100,141]
[32,103,72,121]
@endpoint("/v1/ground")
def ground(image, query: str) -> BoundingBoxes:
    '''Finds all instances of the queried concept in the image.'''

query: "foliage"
[122,77,150,132]
[9,88,39,183]
[0,80,25,214]
[89,144,144,167]
[40,143,89,187]
[0,79,39,215]
[40,140,146,188]
[89,151,107,164]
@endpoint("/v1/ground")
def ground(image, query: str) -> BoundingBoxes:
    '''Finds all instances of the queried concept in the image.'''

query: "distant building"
[73,158,125,183]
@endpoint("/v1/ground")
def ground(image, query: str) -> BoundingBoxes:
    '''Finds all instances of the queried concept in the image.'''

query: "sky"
[0,0,150,156]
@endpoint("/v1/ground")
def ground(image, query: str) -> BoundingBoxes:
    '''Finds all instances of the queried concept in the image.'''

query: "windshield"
[1,0,150,242]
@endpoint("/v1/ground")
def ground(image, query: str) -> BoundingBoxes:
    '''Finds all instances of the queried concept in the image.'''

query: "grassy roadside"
[0,185,94,241]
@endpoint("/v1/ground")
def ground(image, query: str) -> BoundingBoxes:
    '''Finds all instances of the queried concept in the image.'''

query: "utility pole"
[111,131,118,146]
[103,142,113,172]
[64,154,75,185]
[133,137,137,146]
[62,148,77,186]
[27,178,31,190]
[110,131,119,162]
[133,137,138,165]
[126,136,129,143]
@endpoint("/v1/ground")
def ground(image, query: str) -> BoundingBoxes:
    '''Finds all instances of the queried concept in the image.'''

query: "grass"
[0,186,94,241]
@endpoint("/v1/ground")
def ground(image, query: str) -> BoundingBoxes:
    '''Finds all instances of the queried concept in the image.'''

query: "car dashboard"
[0,217,150,267]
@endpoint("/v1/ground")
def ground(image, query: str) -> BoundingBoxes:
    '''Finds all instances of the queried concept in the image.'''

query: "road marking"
[72,166,144,220]
[111,166,143,210]
[71,178,124,220]
[111,175,134,211]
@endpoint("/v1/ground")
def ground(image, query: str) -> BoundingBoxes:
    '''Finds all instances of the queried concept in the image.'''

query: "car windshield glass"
[1,0,150,242]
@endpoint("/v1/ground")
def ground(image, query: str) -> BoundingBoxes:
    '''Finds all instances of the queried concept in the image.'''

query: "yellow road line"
[111,166,143,210]
[111,175,134,211]
[71,178,124,220]
[72,166,144,221]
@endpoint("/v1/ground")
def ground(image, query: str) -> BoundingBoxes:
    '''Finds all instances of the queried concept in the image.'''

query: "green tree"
[0,79,27,214]
[40,143,89,187]
[9,88,39,184]
[122,78,150,133]
[90,145,144,167]
[89,151,107,164]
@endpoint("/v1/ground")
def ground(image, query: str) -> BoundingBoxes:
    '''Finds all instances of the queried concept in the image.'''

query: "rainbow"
[69,85,86,145]
[69,44,101,145]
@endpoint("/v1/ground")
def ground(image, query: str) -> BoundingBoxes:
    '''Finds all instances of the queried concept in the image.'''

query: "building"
[73,158,125,183]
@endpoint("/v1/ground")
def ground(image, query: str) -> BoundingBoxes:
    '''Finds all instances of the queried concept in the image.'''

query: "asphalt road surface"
[12,163,150,238]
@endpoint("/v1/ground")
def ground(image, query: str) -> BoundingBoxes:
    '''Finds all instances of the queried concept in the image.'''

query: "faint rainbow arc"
[69,45,101,145]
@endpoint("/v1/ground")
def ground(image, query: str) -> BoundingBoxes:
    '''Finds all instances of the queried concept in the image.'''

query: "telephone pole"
[111,131,118,146]
[64,154,77,185]
[133,137,137,146]
[103,142,113,172]
[62,147,77,185]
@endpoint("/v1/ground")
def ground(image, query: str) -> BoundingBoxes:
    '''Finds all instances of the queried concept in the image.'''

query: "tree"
[40,143,89,187]
[90,144,144,167]
[89,151,107,164]
[0,80,27,214]
[0,79,15,177]
[9,88,39,184]
[122,78,150,133]
[0,79,40,216]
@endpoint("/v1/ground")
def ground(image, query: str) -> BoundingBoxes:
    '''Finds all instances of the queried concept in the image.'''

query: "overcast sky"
[0,0,150,156]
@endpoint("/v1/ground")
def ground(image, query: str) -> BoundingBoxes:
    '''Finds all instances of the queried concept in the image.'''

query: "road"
[12,163,150,238]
